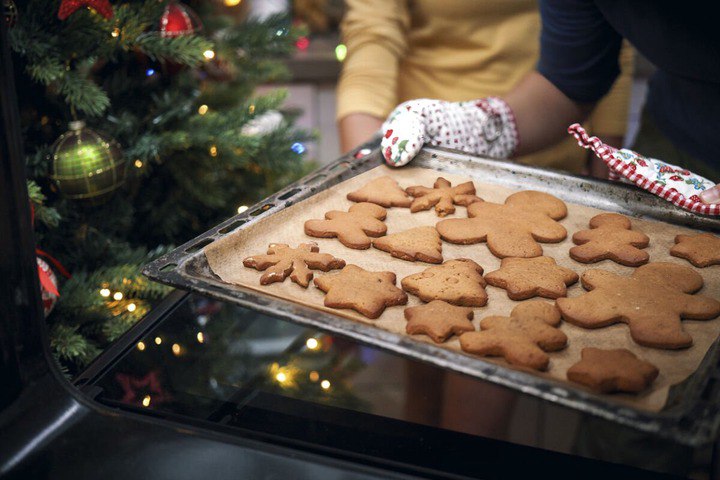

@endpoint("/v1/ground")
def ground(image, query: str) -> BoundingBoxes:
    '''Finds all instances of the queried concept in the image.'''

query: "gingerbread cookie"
[401,259,487,306]
[346,176,412,208]
[570,213,650,267]
[404,300,475,343]
[459,301,567,371]
[243,243,345,287]
[556,262,720,349]
[485,256,579,300]
[670,233,720,268]
[567,348,659,394]
[436,190,567,258]
[405,177,482,217]
[304,202,387,249]
[314,264,408,319]
[372,226,443,264]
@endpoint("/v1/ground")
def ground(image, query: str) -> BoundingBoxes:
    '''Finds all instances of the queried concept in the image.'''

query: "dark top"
[537,0,720,171]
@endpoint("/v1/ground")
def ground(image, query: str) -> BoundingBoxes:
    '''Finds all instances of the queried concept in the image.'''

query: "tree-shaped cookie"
[670,233,720,268]
[459,301,567,371]
[304,202,387,249]
[435,190,567,258]
[243,243,346,287]
[404,300,475,343]
[346,176,412,208]
[373,226,443,263]
[566,348,659,393]
[314,264,408,319]
[401,259,487,306]
[556,262,720,349]
[570,213,650,266]
[405,177,482,217]
[485,256,578,300]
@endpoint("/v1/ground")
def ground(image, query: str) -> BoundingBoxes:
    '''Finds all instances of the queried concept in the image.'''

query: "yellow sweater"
[337,0,634,173]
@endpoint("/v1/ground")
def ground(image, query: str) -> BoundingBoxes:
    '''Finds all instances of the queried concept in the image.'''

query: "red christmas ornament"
[57,0,113,20]
[159,1,202,38]
[116,370,172,407]
[37,257,58,317]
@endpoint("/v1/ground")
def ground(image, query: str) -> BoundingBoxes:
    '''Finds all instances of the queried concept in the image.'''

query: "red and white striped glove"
[380,97,519,167]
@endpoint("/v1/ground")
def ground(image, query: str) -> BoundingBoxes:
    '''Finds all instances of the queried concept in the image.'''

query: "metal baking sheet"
[143,142,720,446]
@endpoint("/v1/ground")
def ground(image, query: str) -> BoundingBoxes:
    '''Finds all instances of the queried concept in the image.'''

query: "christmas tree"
[8,0,312,374]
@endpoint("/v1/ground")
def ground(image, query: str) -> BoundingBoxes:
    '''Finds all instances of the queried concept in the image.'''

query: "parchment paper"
[205,165,720,412]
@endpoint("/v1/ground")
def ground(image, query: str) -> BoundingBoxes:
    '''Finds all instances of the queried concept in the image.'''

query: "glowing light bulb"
[224,0,241,5]
[154,336,162,345]
[100,288,111,297]
[296,36,310,51]
[309,371,319,382]
[127,303,137,312]
[172,343,181,356]
[111,28,120,38]
[145,68,155,77]
[248,104,255,114]
[306,338,319,350]
[113,292,123,301]
[237,205,249,214]
[335,44,347,62]
[134,159,143,168]
[276,372,287,383]
[197,332,205,343]
[320,380,331,390]
[142,395,151,407]
[203,50,215,60]
[290,142,305,154]
[198,104,208,115]
[209,145,218,157]
[137,341,146,351]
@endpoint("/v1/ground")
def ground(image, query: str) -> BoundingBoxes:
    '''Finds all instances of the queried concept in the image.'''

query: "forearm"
[339,113,384,153]
[505,72,594,156]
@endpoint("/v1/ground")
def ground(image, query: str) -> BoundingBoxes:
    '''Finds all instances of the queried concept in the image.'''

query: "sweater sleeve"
[336,0,410,121]
[586,40,635,138]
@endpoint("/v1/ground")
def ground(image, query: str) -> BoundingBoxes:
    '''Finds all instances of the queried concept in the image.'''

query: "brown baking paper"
[205,165,720,412]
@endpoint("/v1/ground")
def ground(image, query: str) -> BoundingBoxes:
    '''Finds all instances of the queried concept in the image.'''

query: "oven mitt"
[569,124,719,216]
[380,97,519,167]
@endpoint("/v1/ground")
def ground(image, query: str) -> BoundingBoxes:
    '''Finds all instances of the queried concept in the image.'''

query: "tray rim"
[143,141,720,446]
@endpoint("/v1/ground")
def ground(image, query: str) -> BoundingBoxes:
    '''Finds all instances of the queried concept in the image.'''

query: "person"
[337,0,636,178]
[378,1,720,204]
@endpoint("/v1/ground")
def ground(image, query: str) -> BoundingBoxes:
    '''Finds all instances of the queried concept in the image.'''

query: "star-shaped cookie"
[670,233,720,268]
[556,262,720,349]
[570,213,650,267]
[404,300,475,343]
[485,256,579,300]
[459,301,567,371]
[566,348,659,393]
[314,264,408,319]
[435,190,567,258]
[346,176,412,208]
[405,177,483,217]
[401,259,488,306]
[243,243,345,287]
[373,226,443,263]
[304,202,387,249]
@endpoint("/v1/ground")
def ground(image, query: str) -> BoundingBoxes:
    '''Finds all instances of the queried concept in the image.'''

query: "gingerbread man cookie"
[404,300,475,343]
[485,256,579,300]
[556,262,720,349]
[346,176,412,208]
[373,226,443,263]
[314,264,408,319]
[570,213,650,267]
[401,259,488,306]
[405,177,483,217]
[436,190,567,258]
[459,301,567,371]
[567,348,659,394]
[304,202,387,249]
[243,243,345,287]
[670,233,720,268]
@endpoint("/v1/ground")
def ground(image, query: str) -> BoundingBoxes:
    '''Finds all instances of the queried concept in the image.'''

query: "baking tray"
[143,140,720,446]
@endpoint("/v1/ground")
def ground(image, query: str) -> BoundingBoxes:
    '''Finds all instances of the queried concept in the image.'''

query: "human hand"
[700,185,720,204]
[380,98,518,167]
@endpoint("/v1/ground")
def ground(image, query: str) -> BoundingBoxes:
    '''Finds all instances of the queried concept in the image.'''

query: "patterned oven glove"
[569,124,719,216]
[381,97,519,167]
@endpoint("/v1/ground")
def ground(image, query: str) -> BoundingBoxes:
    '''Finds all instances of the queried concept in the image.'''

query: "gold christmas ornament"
[50,120,126,202]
